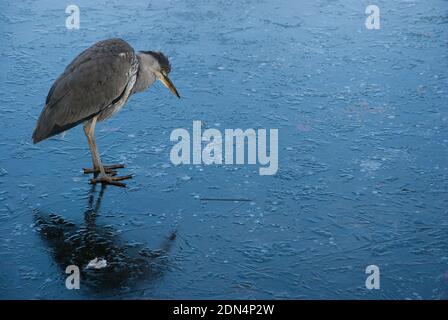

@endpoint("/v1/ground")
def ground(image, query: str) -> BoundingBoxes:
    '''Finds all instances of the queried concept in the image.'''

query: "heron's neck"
[132,55,157,94]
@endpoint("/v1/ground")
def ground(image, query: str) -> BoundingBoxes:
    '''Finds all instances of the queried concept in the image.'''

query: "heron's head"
[138,51,180,98]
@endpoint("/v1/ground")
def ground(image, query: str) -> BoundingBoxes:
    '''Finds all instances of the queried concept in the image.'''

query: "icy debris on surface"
[86,258,108,270]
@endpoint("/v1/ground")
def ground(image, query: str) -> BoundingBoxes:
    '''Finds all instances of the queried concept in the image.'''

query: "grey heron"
[32,38,180,187]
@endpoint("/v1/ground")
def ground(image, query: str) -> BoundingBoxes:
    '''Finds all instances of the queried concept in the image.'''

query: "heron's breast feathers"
[96,55,140,122]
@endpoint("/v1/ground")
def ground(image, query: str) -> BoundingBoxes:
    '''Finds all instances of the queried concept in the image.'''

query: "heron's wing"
[33,39,136,143]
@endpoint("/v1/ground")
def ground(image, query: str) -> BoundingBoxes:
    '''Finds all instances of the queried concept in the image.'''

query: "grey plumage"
[33,39,138,143]
[140,51,171,73]
[32,38,180,186]
[33,39,139,143]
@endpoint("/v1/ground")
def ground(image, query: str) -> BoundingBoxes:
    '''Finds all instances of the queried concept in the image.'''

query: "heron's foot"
[89,174,132,187]
[83,164,125,175]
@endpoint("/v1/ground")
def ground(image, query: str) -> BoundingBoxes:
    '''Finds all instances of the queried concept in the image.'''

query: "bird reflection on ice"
[34,184,176,296]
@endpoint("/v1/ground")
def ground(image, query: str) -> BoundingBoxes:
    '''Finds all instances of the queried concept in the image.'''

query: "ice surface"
[0,0,447,299]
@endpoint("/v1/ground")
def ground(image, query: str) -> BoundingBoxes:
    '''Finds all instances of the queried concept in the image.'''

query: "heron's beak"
[159,73,180,98]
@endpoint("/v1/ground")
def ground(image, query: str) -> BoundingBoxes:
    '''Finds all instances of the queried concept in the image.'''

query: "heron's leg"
[84,117,132,187]
[82,119,125,175]
[83,117,106,175]
[83,120,100,171]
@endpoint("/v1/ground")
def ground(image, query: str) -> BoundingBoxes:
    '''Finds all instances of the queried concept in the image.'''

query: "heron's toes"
[89,174,132,187]
[83,164,125,174]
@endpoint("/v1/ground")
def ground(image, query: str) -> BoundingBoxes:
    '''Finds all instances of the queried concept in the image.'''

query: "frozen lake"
[0,0,447,299]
